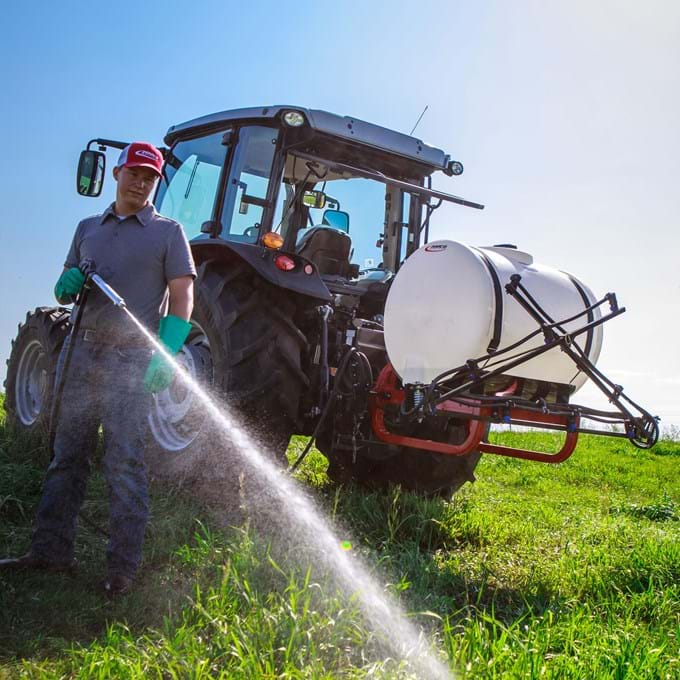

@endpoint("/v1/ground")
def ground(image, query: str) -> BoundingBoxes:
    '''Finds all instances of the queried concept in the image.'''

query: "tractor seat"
[296,226,352,277]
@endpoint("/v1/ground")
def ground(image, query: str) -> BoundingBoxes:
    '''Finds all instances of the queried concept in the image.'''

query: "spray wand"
[88,273,127,309]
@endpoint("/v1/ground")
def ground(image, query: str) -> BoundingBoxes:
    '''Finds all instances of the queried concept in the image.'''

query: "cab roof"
[165,105,451,173]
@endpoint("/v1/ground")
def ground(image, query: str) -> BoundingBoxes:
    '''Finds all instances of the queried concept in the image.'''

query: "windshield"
[156,130,229,239]
[273,159,388,272]
[306,178,385,271]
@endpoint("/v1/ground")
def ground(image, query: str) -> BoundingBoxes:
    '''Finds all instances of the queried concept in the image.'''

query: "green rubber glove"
[54,267,85,303]
[144,315,192,393]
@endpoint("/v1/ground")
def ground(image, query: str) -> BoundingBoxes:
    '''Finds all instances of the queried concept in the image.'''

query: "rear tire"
[146,260,308,468]
[4,307,71,436]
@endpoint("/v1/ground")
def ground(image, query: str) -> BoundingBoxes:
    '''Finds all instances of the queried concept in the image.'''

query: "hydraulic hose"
[289,347,372,473]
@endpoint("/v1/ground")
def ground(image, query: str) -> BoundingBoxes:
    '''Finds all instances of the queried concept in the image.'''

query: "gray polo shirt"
[65,203,196,344]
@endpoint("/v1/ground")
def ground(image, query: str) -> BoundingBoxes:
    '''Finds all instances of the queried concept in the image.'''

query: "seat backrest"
[296,226,352,277]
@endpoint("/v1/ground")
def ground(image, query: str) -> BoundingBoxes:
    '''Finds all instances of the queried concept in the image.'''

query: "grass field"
[1,392,678,679]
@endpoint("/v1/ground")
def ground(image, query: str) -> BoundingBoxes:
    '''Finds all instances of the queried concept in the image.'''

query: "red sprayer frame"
[369,364,580,463]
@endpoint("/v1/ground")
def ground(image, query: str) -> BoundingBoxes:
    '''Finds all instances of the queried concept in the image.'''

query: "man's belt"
[77,328,148,348]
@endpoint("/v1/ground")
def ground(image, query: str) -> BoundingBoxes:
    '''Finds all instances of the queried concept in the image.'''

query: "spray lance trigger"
[69,258,97,311]
[79,258,96,278]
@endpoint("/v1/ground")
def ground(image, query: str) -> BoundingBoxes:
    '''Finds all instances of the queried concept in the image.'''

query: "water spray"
[124,318,453,679]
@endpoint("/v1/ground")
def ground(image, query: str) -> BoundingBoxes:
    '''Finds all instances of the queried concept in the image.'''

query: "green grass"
[1,393,679,679]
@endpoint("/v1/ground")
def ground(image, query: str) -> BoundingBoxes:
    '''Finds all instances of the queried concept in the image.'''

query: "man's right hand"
[54,267,86,303]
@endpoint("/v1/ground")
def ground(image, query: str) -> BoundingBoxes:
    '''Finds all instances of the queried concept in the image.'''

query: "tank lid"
[481,245,534,265]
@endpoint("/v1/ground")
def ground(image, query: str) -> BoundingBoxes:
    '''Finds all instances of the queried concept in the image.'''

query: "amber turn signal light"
[262,232,284,249]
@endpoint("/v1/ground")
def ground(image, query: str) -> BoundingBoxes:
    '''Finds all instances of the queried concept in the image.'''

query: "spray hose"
[48,261,129,539]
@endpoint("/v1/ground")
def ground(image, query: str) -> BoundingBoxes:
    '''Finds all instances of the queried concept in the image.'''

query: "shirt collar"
[100,202,156,227]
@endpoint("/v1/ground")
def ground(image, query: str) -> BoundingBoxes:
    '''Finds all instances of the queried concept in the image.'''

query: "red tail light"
[274,254,296,271]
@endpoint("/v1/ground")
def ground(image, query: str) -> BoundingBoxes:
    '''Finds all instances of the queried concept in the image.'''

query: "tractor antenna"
[410,105,429,135]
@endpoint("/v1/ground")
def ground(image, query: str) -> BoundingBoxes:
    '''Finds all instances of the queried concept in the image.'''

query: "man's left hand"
[144,352,175,393]
[143,314,192,393]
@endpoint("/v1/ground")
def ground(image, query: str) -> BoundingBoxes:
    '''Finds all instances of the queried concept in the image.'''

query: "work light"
[283,111,305,127]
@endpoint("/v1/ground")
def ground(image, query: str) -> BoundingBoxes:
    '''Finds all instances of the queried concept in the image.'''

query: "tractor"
[4,106,658,497]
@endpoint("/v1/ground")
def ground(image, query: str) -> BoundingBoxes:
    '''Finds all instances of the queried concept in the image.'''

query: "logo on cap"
[135,149,160,161]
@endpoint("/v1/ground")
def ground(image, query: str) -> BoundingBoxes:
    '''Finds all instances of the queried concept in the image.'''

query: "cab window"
[219,126,279,242]
[156,130,229,239]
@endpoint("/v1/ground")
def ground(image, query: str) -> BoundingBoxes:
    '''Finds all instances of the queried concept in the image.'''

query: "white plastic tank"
[383,240,602,391]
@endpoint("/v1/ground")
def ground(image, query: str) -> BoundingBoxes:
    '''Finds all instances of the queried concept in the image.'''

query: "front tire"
[4,307,71,436]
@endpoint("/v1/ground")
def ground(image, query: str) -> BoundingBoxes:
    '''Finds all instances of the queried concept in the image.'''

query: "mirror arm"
[86,138,129,152]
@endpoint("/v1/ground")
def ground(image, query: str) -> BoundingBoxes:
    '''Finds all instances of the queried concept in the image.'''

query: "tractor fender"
[189,238,332,302]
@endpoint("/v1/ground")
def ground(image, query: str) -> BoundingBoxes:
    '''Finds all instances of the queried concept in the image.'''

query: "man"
[0,142,196,596]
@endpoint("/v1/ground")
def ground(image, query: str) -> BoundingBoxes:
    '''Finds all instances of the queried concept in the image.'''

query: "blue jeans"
[31,336,152,579]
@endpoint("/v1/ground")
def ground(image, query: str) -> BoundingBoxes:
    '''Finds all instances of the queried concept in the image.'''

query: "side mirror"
[77,150,106,197]
[322,209,350,233]
[303,190,327,209]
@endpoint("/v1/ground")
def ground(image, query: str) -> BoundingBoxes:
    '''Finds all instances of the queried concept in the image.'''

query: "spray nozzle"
[91,274,127,308]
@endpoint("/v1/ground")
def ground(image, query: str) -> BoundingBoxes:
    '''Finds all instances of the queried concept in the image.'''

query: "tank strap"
[564,272,594,358]
[472,247,503,354]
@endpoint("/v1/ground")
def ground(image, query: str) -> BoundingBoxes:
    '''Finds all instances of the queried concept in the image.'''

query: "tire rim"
[15,339,49,426]
[148,322,212,452]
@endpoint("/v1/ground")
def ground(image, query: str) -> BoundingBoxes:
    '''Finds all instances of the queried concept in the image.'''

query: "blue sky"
[2,1,679,428]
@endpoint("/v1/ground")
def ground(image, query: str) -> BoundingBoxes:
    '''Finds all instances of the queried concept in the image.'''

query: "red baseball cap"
[116,141,163,176]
